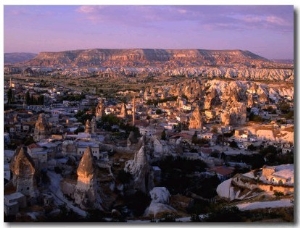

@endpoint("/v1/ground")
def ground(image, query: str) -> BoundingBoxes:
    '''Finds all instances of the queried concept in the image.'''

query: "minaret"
[9,77,12,88]
[132,96,136,126]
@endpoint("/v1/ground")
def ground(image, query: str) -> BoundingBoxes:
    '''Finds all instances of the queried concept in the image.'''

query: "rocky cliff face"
[23,49,269,67]
[124,136,154,193]
[189,106,203,129]
[15,48,293,82]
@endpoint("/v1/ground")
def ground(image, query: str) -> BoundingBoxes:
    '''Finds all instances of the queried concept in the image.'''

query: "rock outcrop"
[74,146,103,210]
[84,119,91,133]
[124,137,153,193]
[15,48,293,82]
[127,131,138,147]
[95,99,105,120]
[33,113,50,142]
[22,49,269,67]
[144,187,176,218]
[189,106,203,130]
[10,147,37,197]
[119,103,127,118]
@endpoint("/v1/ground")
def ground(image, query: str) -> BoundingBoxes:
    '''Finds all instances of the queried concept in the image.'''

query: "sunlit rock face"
[95,99,105,120]
[124,137,154,193]
[74,146,103,210]
[189,106,203,130]
[119,103,128,118]
[19,49,294,82]
[84,119,91,133]
[33,113,50,142]
[10,147,37,197]
[144,187,176,218]
[220,101,247,126]
[182,79,202,100]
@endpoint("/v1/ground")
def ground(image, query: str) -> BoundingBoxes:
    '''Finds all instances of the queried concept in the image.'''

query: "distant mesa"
[11,48,272,68]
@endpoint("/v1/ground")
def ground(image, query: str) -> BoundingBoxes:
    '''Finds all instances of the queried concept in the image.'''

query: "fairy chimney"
[120,103,128,118]
[10,147,37,197]
[95,98,105,121]
[74,146,103,210]
[124,137,153,193]
[33,113,50,142]
[189,106,203,130]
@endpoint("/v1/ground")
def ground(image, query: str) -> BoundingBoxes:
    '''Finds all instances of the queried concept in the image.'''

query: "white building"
[76,142,100,159]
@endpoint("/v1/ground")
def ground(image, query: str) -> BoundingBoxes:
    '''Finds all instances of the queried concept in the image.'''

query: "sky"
[3,4,294,59]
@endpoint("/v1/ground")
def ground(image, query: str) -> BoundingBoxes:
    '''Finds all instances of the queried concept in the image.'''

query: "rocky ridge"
[11,48,294,82]
[21,49,269,67]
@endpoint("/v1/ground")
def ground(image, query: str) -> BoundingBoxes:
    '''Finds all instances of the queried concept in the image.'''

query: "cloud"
[266,16,288,26]
[75,5,293,33]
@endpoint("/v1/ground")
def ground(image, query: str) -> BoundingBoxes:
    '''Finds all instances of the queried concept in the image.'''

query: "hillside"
[4,53,37,64]
[18,49,270,68]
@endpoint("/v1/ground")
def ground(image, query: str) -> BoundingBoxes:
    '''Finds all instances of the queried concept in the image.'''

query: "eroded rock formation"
[74,146,103,210]
[10,147,37,197]
[95,99,105,120]
[33,113,50,142]
[144,187,176,218]
[124,137,153,193]
[119,103,128,118]
[189,106,203,130]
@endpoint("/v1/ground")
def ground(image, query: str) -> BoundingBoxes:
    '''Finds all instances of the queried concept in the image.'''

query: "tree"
[117,170,132,184]
[38,95,44,105]
[211,126,218,134]
[192,131,198,144]
[155,109,162,115]
[7,88,13,104]
[229,140,238,148]
[204,206,244,222]
[25,91,30,105]
[278,101,290,114]
[161,129,167,140]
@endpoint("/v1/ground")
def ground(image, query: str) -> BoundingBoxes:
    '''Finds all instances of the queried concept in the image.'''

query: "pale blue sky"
[4,5,294,59]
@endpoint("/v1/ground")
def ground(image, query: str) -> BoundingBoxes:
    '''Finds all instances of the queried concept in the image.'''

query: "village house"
[200,148,213,158]
[260,164,294,186]
[4,192,27,216]
[209,166,235,181]
[76,141,100,159]
[27,143,48,170]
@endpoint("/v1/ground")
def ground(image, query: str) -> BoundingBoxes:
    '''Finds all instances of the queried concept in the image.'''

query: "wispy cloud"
[76,5,293,33]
